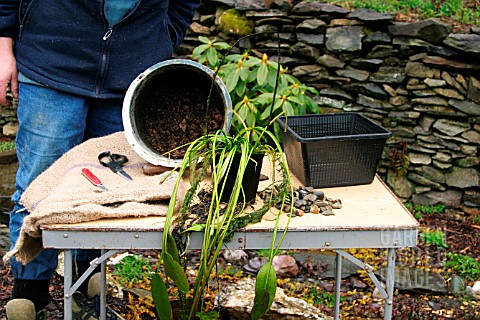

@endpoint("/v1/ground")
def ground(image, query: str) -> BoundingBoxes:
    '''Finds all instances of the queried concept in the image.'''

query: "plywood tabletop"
[42,158,418,233]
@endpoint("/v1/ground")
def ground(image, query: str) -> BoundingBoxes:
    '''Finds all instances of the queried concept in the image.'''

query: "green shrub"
[445,253,480,283]
[192,36,320,140]
[113,254,153,284]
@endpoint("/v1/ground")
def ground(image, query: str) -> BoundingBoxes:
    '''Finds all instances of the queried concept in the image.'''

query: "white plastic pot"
[122,59,232,167]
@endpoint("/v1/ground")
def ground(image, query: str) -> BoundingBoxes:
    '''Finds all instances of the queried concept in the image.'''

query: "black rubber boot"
[11,279,51,313]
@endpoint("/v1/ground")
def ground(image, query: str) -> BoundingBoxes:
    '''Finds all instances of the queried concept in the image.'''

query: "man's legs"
[83,96,124,140]
[8,83,124,317]
[72,96,125,296]
[9,83,90,313]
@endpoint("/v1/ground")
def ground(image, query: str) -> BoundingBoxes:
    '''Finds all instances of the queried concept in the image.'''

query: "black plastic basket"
[277,113,391,188]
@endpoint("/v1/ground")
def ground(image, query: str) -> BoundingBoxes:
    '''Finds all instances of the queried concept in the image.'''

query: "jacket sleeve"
[0,0,19,38]
[167,0,202,49]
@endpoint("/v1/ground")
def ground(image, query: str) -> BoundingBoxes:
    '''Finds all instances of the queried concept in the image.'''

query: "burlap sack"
[4,132,182,264]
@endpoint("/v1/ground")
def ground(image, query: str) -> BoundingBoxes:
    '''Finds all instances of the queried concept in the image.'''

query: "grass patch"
[0,140,15,152]
[321,0,480,26]
[404,202,446,220]
[307,287,341,308]
[420,228,448,248]
[472,214,480,225]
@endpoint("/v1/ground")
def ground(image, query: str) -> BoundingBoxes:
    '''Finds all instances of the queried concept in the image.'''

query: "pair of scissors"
[98,151,133,181]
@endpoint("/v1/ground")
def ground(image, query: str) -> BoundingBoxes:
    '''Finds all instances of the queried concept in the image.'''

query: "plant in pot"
[150,98,294,319]
[152,122,294,320]
[149,36,321,319]
[192,36,321,142]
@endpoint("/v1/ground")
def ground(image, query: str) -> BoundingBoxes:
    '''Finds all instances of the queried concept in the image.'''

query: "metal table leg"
[100,249,107,320]
[335,249,392,320]
[62,249,120,320]
[64,250,73,320]
[383,248,396,320]
[334,251,342,320]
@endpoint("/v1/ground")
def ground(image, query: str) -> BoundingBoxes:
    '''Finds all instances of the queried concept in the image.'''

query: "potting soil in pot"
[141,73,225,159]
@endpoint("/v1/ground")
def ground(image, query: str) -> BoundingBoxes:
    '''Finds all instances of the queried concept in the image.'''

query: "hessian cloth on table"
[4,132,182,264]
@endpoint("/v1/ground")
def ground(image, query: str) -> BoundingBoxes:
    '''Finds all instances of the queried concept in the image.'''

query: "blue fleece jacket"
[0,0,201,98]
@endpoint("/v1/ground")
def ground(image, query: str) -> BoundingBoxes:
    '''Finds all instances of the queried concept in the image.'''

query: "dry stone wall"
[0,0,478,212]
[179,0,480,212]
[0,151,17,211]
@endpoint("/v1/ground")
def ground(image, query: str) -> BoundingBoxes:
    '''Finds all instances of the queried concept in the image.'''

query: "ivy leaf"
[164,252,189,293]
[151,273,173,320]
[251,262,277,320]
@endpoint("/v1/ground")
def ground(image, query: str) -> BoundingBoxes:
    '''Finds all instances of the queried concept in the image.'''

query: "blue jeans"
[9,83,124,280]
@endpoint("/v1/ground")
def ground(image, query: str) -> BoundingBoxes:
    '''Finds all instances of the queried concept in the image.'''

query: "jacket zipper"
[103,29,113,41]
[96,28,112,97]
[18,25,24,41]
[95,0,143,97]
[96,28,111,97]
[18,0,38,41]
